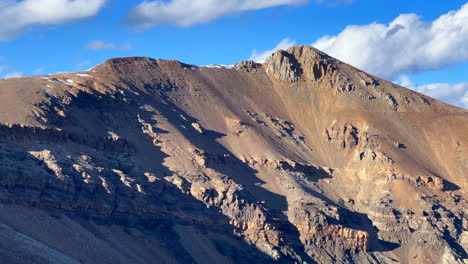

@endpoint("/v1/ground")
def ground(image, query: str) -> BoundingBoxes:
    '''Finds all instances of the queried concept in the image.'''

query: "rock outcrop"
[0,45,466,263]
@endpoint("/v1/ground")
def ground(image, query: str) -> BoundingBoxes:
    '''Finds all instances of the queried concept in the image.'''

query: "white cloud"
[249,38,296,62]
[250,37,468,108]
[0,0,107,41]
[312,3,468,79]
[125,0,308,29]
[396,76,468,109]
[3,72,23,78]
[86,40,133,51]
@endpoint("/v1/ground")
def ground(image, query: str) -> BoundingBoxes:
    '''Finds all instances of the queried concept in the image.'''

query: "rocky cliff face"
[0,46,467,264]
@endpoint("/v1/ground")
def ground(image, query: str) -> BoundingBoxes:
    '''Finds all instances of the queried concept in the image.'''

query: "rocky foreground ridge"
[0,46,467,263]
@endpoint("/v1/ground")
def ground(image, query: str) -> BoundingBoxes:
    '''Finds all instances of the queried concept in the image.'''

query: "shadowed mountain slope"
[0,46,467,263]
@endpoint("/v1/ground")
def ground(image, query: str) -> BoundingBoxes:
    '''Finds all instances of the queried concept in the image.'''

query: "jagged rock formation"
[0,46,467,264]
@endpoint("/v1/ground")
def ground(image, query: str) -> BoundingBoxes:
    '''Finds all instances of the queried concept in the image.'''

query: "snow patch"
[183,66,197,71]
[76,73,92,77]
[204,64,233,69]
[204,65,222,69]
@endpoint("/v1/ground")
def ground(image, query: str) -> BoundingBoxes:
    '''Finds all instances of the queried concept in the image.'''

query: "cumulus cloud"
[86,40,132,51]
[396,76,468,109]
[0,0,107,41]
[249,38,296,62]
[125,0,308,29]
[312,3,468,79]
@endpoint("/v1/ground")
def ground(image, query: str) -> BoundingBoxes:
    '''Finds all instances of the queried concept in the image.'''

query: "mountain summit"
[0,46,467,263]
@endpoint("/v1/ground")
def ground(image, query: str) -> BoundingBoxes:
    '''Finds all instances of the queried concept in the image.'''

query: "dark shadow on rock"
[443,230,468,260]
[0,91,277,264]
[432,204,467,259]
[442,180,461,192]
[427,171,461,192]
[300,185,400,253]
[137,92,318,263]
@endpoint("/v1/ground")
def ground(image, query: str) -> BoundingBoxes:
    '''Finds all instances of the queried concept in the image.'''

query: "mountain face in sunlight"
[0,46,467,264]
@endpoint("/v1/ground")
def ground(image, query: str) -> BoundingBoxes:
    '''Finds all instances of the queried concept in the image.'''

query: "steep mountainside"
[0,46,467,263]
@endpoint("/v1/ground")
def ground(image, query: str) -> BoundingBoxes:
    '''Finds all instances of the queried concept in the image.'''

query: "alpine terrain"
[0,46,467,264]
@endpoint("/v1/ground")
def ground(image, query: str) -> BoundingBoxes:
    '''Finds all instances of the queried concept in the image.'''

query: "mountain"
[0,46,467,264]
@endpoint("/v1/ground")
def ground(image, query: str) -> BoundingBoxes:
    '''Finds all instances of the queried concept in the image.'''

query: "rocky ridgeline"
[0,45,466,263]
[265,46,437,113]
[0,123,131,153]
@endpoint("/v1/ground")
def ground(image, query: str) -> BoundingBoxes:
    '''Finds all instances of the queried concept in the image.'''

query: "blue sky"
[0,0,467,108]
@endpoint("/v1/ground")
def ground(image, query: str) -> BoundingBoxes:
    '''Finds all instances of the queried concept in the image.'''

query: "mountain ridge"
[0,45,466,263]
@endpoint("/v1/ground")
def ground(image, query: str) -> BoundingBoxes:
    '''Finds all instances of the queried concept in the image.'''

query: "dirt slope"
[0,46,466,263]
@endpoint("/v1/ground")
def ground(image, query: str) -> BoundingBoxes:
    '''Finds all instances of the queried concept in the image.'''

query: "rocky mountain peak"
[0,46,466,264]
[264,45,336,82]
[233,60,262,72]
